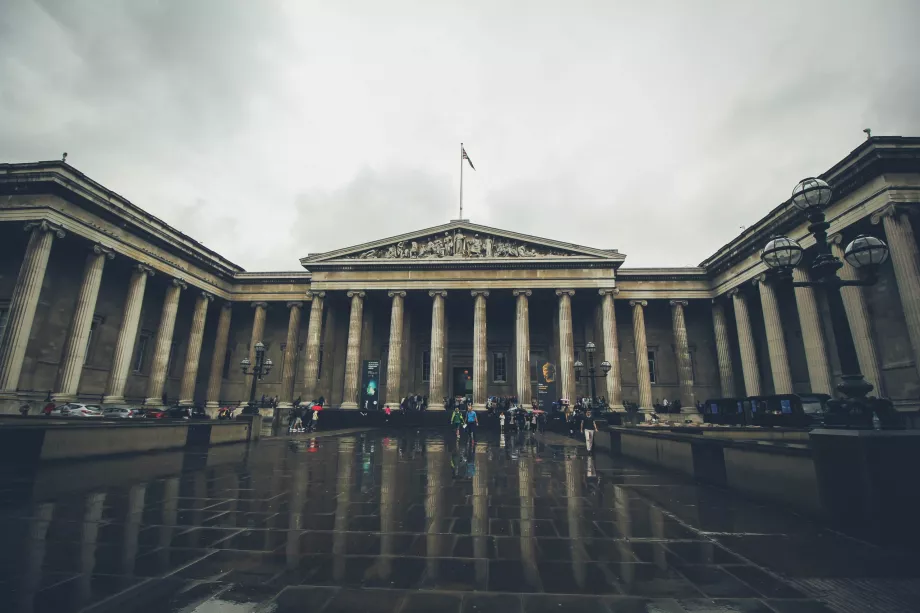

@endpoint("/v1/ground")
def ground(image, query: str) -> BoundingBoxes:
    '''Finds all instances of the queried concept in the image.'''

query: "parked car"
[47,404,72,417]
[143,408,168,419]
[62,403,104,417]
[102,407,143,419]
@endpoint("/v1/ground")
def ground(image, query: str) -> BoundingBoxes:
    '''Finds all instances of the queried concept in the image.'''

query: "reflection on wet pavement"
[1,428,919,612]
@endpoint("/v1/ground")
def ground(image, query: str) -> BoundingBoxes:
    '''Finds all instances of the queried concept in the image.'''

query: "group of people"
[288,400,323,433]
[485,396,519,415]
[498,408,546,434]
[400,394,427,412]
[450,405,480,441]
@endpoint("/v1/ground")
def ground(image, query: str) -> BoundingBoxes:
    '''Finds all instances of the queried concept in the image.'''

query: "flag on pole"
[462,146,475,171]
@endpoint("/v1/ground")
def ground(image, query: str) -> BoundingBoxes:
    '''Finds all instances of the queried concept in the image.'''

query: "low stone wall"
[0,416,260,464]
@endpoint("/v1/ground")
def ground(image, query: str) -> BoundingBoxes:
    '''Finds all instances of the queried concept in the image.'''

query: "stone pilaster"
[629,300,653,413]
[277,301,303,409]
[730,287,761,396]
[301,291,325,402]
[710,299,736,398]
[472,290,489,410]
[341,291,365,409]
[205,302,233,410]
[0,221,65,401]
[755,275,793,394]
[599,289,623,410]
[829,235,884,395]
[104,264,154,405]
[513,289,532,404]
[53,245,114,402]
[144,279,186,406]
[178,292,213,406]
[872,205,920,381]
[556,289,576,404]
[385,291,406,406]
[792,267,834,395]
[669,300,696,413]
[429,290,448,407]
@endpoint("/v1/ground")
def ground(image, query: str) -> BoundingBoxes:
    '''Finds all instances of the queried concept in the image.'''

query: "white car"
[63,403,104,417]
[103,407,142,419]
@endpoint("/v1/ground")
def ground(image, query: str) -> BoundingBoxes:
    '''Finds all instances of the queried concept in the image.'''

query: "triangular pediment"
[300,220,624,266]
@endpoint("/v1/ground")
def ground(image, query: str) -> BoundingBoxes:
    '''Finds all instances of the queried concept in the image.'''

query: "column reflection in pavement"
[286,459,308,569]
[614,484,635,585]
[78,492,106,604]
[425,439,445,579]
[564,452,586,589]
[649,504,669,570]
[159,477,180,566]
[333,436,356,582]
[18,502,53,613]
[518,454,540,589]
[377,436,398,580]
[472,441,489,588]
[122,484,146,576]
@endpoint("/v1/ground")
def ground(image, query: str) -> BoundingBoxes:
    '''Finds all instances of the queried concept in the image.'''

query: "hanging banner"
[361,360,380,411]
[536,361,557,410]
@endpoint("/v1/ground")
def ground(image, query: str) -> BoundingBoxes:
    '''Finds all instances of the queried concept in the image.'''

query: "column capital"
[200,291,214,302]
[871,203,915,225]
[24,219,65,238]
[629,299,647,308]
[471,289,490,298]
[669,299,689,307]
[598,288,619,297]
[512,289,532,297]
[221,300,233,310]
[135,263,155,277]
[429,289,448,298]
[828,232,845,246]
[286,301,303,309]
[752,273,769,286]
[171,278,188,290]
[305,290,326,299]
[92,244,116,260]
[387,290,407,298]
[251,300,268,309]
[728,286,743,297]
[555,288,575,297]
[346,290,366,299]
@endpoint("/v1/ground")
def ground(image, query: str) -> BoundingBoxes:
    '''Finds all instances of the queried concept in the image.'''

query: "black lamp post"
[240,341,273,415]
[574,341,611,410]
[760,177,895,428]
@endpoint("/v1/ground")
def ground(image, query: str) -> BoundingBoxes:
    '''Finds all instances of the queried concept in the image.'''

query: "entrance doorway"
[452,366,473,399]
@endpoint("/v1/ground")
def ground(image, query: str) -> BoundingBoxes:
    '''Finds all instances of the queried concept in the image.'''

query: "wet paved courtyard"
[1,427,919,613]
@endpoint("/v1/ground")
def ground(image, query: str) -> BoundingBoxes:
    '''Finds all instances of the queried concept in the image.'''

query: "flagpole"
[459,142,464,220]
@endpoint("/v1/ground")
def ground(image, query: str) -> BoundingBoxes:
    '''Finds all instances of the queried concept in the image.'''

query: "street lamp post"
[760,178,897,428]
[574,341,612,410]
[240,341,273,415]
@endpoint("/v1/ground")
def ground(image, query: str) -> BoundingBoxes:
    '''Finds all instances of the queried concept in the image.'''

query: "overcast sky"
[2,0,919,271]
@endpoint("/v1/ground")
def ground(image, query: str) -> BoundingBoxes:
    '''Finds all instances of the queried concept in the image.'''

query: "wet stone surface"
[1,428,919,612]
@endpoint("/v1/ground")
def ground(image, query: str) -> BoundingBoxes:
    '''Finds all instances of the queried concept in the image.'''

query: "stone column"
[178,292,213,406]
[669,300,696,412]
[205,302,233,411]
[385,291,406,406]
[104,264,155,405]
[274,301,302,410]
[301,291,325,402]
[873,205,920,381]
[630,300,653,413]
[245,302,268,408]
[710,299,737,398]
[144,279,186,406]
[52,245,115,402]
[792,268,834,395]
[429,290,448,406]
[0,221,65,400]
[341,291,365,409]
[755,275,793,395]
[599,289,623,410]
[730,287,761,396]
[471,290,489,410]
[513,289,532,404]
[556,289,576,404]
[829,235,884,395]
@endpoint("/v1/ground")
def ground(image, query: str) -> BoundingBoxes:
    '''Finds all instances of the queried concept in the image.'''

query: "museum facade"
[1,137,919,420]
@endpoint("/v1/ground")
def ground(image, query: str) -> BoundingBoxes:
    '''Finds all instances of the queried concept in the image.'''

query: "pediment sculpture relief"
[351,230,570,260]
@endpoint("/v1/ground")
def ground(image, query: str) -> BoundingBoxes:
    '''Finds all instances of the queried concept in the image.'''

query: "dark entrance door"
[452,367,473,399]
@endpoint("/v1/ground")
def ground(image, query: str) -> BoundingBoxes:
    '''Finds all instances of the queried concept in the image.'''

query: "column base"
[178,399,194,407]
[473,403,487,412]
[340,401,358,410]
[50,393,77,404]
[144,398,164,407]
[609,405,626,412]
[277,401,293,410]
[0,392,21,414]
[205,406,220,419]
[102,395,125,406]
[205,401,220,410]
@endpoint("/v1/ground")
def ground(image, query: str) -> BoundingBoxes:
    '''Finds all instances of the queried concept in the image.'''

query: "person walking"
[384,404,392,424]
[291,406,304,433]
[499,410,506,433]
[465,406,479,442]
[451,406,464,438]
[582,409,598,453]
